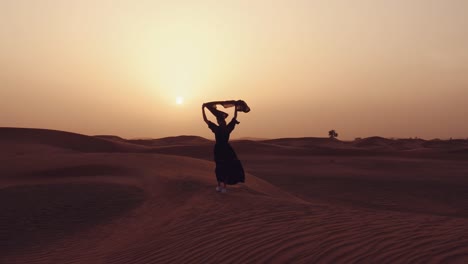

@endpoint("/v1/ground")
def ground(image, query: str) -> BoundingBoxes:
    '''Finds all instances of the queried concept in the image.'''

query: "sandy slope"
[1,128,468,263]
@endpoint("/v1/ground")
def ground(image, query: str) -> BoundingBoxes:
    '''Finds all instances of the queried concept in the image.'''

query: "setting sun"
[176,96,184,105]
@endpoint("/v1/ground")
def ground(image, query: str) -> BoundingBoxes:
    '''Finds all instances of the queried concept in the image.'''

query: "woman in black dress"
[202,102,246,193]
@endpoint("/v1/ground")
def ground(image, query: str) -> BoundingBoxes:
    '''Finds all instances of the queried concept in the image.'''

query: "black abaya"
[208,120,245,185]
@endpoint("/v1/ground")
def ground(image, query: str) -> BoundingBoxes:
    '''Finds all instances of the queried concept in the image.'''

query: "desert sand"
[1,127,468,263]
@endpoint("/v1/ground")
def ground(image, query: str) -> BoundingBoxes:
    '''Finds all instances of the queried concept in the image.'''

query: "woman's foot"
[216,186,221,192]
[221,188,227,193]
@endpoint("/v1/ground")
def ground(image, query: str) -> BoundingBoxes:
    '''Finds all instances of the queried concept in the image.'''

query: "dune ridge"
[0,128,145,153]
[2,127,467,159]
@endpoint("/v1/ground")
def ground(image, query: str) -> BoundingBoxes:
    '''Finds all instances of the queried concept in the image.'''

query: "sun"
[176,96,184,105]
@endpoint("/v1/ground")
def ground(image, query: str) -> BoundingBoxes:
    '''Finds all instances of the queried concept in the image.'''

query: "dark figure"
[202,101,247,193]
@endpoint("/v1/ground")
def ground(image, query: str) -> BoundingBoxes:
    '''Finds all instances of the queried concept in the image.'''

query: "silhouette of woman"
[202,101,249,193]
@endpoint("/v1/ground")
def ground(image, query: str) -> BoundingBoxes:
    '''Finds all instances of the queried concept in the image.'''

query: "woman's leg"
[221,181,227,193]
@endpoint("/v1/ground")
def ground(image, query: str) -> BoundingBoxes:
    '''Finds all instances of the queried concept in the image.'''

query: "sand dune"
[0,183,145,256]
[0,128,145,153]
[127,135,212,147]
[1,128,468,263]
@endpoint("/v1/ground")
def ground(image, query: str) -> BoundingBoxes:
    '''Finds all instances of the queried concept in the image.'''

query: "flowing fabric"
[217,100,251,113]
[205,100,250,120]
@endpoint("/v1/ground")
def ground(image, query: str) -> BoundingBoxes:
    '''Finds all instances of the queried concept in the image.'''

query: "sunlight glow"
[176,96,184,105]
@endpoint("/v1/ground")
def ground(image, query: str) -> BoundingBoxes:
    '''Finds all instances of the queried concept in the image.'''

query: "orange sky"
[1,1,467,139]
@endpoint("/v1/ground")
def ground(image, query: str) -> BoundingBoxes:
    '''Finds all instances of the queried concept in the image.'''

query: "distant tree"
[328,130,338,139]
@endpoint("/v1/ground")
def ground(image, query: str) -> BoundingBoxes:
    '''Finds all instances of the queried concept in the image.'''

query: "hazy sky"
[1,0,467,139]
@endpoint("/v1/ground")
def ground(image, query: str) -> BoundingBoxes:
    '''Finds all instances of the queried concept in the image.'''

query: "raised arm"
[202,104,209,124]
[227,109,240,133]
[233,108,238,121]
